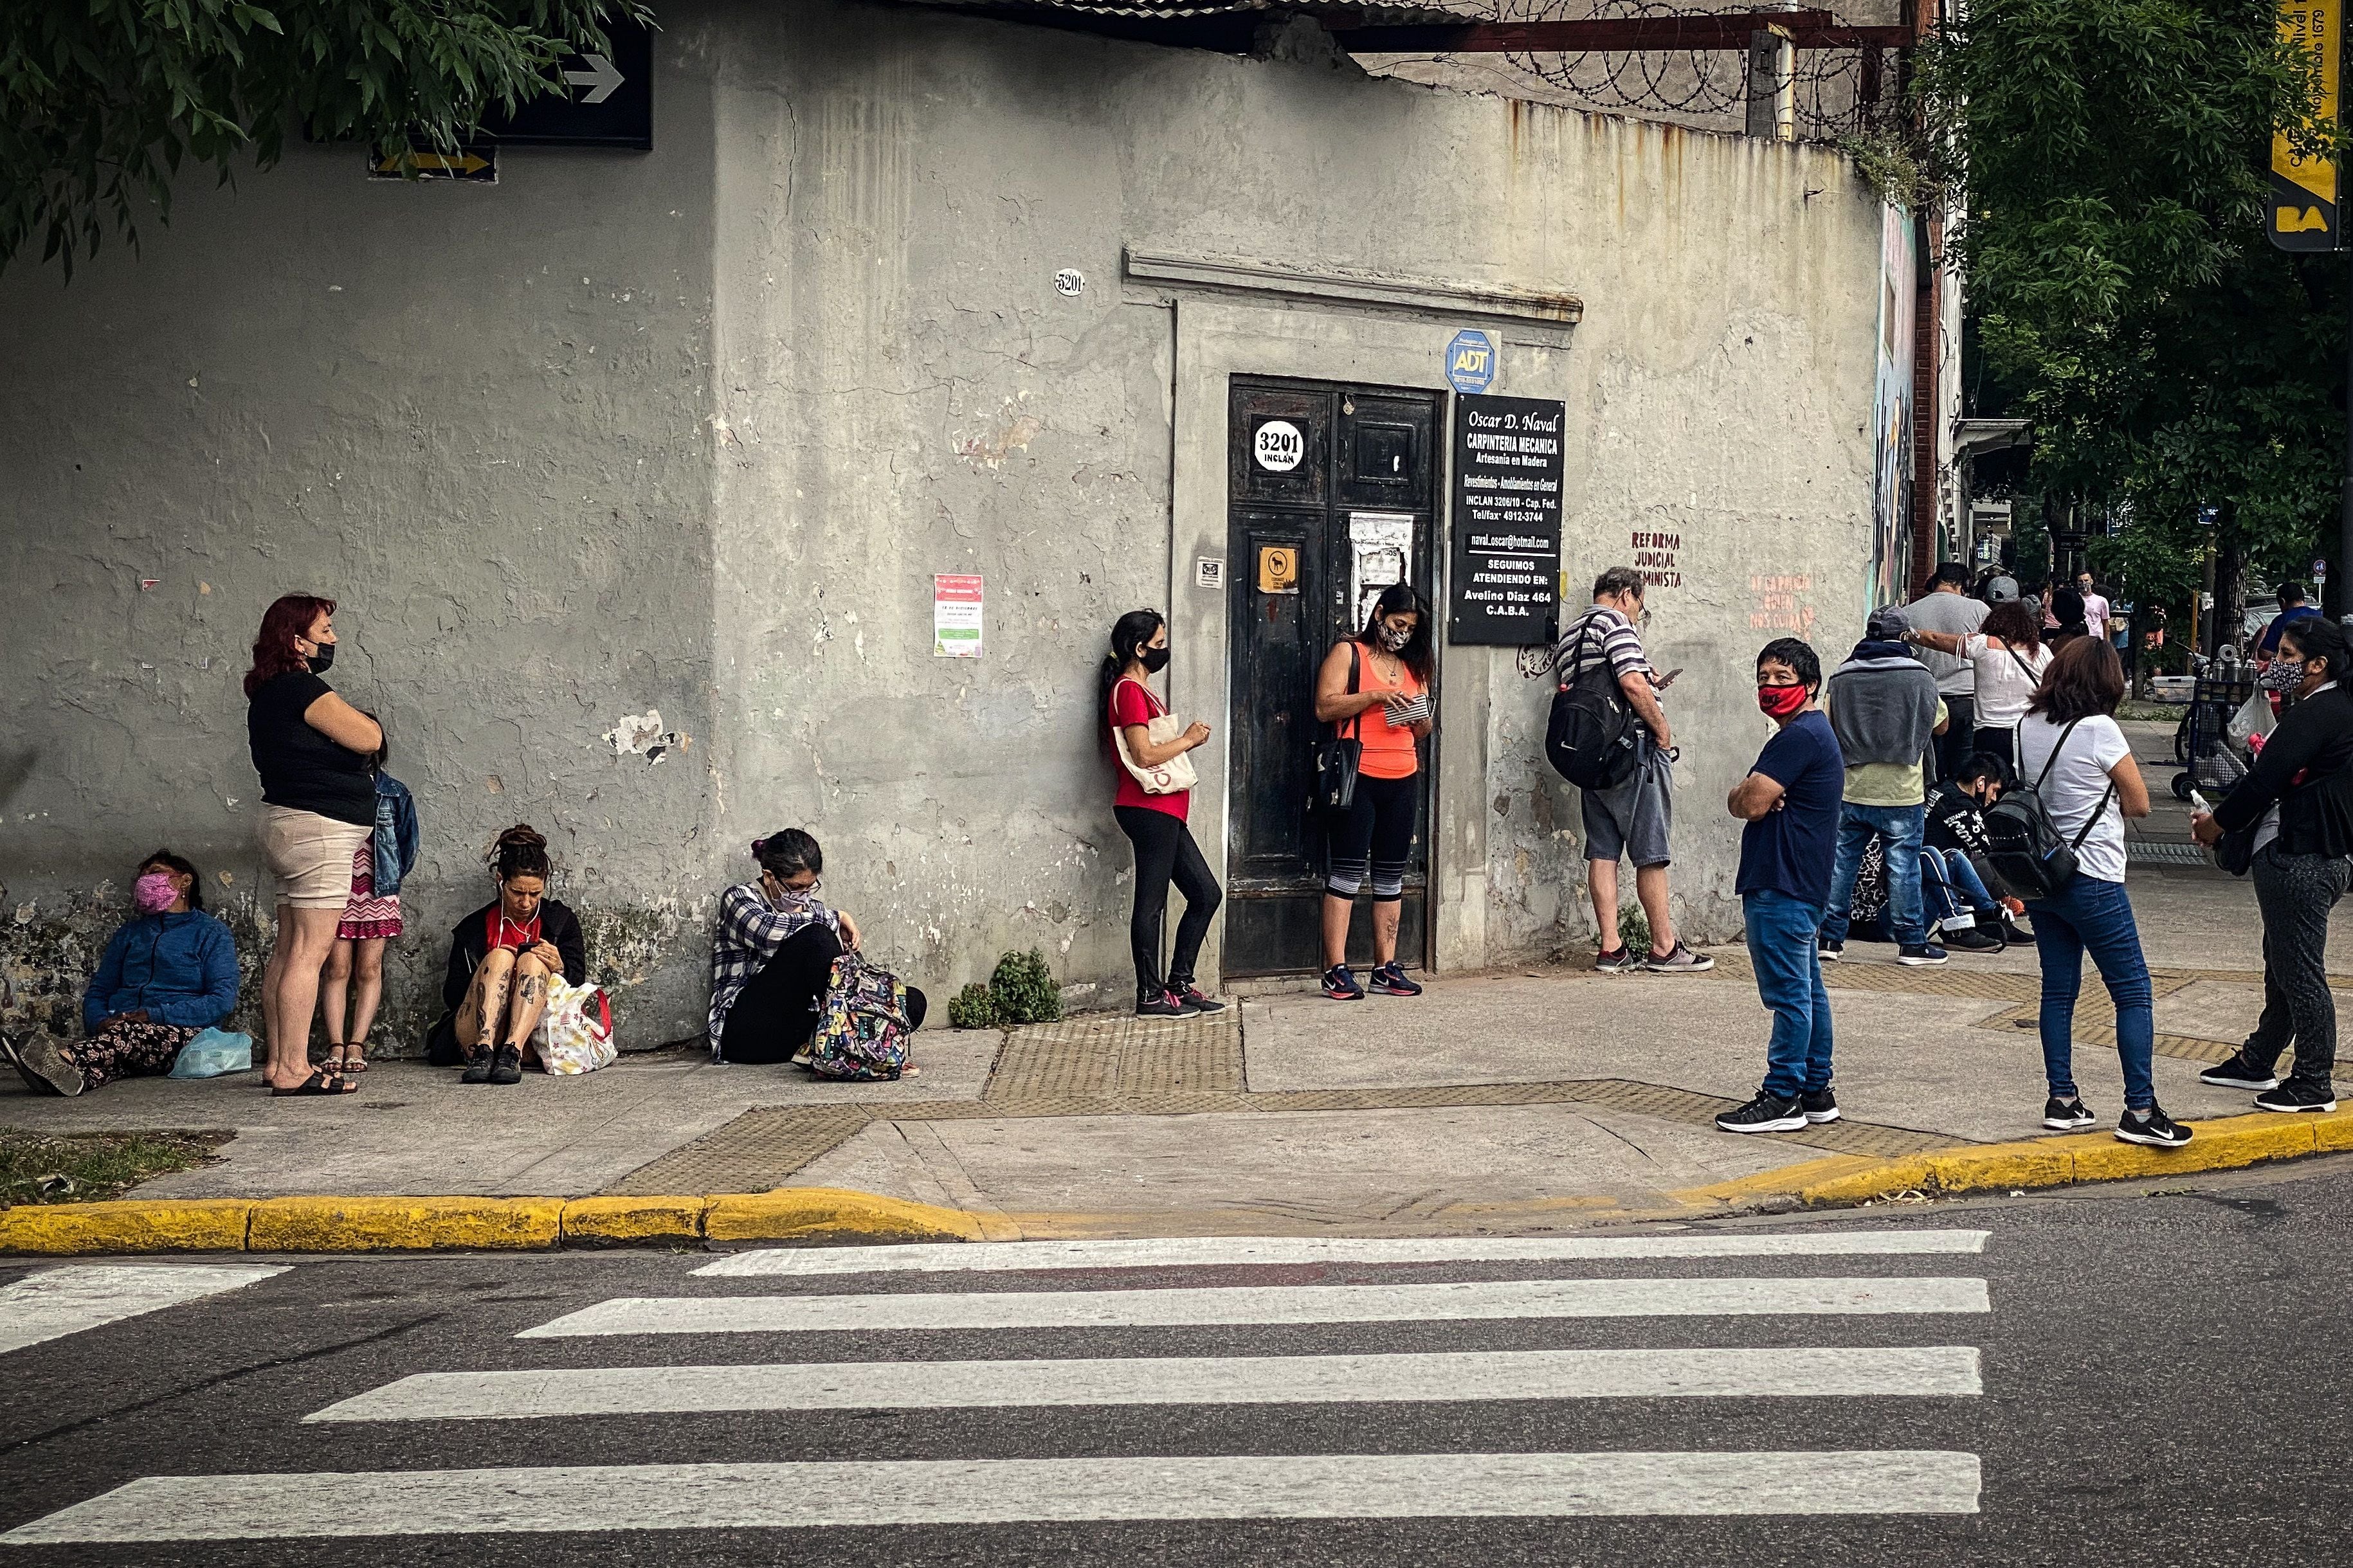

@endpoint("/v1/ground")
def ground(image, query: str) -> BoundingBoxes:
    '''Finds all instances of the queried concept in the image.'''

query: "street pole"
[2342,240,2353,620]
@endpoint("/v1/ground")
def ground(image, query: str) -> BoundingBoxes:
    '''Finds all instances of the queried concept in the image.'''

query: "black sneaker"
[1369,962,1424,996]
[1135,989,1186,1018]
[1642,942,1716,974]
[1800,1087,1840,1124]
[1321,965,1365,1001]
[2255,1078,2338,1113]
[460,1049,496,1085]
[1593,946,1639,974]
[1942,926,2003,953]
[2042,1097,2096,1130]
[2116,1105,2193,1148]
[1716,1090,1806,1134]
[1898,943,1949,966]
[487,1045,525,1086]
[2200,1052,2280,1092]
[1169,982,1226,1015]
[1999,917,2035,946]
[1817,939,1844,963]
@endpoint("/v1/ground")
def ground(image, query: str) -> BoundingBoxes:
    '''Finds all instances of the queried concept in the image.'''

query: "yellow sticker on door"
[1258,545,1300,595]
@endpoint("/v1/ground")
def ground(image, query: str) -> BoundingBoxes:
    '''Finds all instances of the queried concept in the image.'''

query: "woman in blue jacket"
[11,851,239,1096]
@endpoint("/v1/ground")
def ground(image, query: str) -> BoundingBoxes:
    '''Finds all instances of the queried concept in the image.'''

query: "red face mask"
[1758,683,1810,719]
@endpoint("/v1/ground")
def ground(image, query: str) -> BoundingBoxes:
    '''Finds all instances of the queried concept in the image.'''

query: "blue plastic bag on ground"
[168,1027,253,1079]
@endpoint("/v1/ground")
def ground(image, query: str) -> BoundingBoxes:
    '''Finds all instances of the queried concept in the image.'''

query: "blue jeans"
[1820,803,1926,946]
[1922,847,1995,930]
[2024,875,2155,1110]
[1744,890,1833,1099]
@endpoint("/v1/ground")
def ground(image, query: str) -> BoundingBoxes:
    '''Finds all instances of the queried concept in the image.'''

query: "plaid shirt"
[707,882,839,1059]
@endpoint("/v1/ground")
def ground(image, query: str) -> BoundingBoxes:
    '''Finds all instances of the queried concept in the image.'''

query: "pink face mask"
[132,872,179,914]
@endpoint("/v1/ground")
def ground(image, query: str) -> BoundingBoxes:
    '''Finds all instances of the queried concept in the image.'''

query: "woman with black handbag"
[1312,584,1435,1000]
[1102,609,1223,1018]
[2192,618,2353,1113]
[2013,638,2188,1147]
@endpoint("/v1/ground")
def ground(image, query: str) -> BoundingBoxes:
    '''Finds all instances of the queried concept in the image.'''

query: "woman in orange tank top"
[1313,584,1435,1000]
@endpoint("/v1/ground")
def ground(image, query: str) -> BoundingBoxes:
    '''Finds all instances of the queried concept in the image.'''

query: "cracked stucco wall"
[1,0,1881,1050]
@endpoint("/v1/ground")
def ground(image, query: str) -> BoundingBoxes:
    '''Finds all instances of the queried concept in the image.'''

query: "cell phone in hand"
[1656,668,1684,689]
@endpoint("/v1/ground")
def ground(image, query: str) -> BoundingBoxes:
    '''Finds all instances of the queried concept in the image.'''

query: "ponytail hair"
[489,824,550,881]
[1100,608,1166,734]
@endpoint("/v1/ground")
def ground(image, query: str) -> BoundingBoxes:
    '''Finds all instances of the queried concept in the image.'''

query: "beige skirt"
[260,806,376,910]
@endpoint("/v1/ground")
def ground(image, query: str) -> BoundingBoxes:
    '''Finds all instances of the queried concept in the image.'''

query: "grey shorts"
[1581,748,1674,869]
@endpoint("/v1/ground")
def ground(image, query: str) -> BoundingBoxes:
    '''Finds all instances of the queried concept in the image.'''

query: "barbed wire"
[1413,2,1900,144]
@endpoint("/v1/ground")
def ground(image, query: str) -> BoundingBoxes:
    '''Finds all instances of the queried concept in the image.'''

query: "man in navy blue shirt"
[1717,637,1849,1133]
[2255,581,2323,663]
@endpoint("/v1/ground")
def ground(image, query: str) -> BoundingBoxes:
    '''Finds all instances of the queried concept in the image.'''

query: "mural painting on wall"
[1867,203,1918,609]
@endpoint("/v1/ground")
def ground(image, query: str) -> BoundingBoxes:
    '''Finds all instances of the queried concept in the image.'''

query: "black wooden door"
[1224,377,1440,977]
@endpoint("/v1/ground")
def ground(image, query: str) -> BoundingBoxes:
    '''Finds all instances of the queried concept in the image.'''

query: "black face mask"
[1138,647,1170,674]
[307,641,336,674]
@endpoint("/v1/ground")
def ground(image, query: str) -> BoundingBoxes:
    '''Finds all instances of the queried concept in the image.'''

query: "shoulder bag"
[1313,644,1364,815]
[1111,678,1198,795]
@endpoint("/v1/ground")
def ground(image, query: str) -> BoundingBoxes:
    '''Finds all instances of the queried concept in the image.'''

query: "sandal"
[341,1041,369,1074]
[271,1068,358,1097]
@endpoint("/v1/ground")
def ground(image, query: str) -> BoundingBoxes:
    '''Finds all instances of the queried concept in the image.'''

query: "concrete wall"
[0,0,1883,1049]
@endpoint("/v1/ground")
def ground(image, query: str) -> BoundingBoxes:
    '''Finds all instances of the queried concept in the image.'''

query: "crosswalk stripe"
[0,1265,288,1358]
[307,1344,1983,1421]
[1,1450,1983,1540]
[518,1275,1990,1338]
[694,1230,1990,1278]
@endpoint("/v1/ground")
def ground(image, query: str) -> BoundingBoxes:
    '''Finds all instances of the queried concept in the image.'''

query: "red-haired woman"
[244,594,382,1095]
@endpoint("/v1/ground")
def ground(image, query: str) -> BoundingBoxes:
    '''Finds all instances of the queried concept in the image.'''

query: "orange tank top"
[1352,649,1424,780]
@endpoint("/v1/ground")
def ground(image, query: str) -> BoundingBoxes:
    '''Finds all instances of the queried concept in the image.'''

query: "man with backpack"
[1817,604,1950,966]
[1553,566,1711,973]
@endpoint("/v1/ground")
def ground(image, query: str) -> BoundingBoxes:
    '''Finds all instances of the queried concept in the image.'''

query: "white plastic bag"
[533,977,616,1075]
[2226,689,2275,750]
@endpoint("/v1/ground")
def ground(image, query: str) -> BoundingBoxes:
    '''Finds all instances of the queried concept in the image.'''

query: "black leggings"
[1113,805,1222,997]
[1327,773,1417,900]
[722,924,927,1064]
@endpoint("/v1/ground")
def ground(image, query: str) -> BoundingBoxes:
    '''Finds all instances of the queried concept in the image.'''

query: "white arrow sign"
[562,52,624,104]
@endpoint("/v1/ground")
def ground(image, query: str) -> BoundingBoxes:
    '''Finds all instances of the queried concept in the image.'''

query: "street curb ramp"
[2,1111,2348,1255]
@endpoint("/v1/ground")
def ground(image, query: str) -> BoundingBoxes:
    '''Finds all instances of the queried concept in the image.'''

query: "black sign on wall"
[1447,393,1565,645]
[480,19,653,148]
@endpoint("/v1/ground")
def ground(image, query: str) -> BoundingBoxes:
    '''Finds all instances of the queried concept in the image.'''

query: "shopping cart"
[2170,672,2255,800]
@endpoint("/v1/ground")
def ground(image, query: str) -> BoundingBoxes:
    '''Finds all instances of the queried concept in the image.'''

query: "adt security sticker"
[1446,329,1496,394]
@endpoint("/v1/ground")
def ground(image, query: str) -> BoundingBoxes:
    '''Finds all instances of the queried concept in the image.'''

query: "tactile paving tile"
[606,1104,877,1195]
[1971,1002,2241,1065]
[986,1011,1244,1101]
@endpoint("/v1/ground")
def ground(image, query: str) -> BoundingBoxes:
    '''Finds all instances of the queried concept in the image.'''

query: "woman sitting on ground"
[8,852,238,1097]
[437,825,585,1086]
[707,829,927,1065]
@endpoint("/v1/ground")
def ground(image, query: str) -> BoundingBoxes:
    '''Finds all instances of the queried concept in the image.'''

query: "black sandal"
[271,1068,358,1097]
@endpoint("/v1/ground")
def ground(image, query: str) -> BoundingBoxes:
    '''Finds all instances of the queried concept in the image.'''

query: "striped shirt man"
[1556,603,1658,739]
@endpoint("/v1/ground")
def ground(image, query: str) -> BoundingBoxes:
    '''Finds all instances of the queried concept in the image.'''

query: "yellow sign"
[2270,0,2341,250]
[1257,545,1300,595]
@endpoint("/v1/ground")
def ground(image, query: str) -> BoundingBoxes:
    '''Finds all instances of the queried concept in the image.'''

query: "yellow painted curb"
[1923,1140,2075,1195]
[704,1187,985,1245]
[2070,1117,2313,1184]
[1670,1153,1891,1209]
[560,1195,710,1247]
[1797,1157,1937,1206]
[0,1198,253,1256]
[246,1195,564,1252]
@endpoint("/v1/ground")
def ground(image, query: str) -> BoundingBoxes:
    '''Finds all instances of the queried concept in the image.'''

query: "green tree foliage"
[1920,0,2347,603]
[1,1,644,278]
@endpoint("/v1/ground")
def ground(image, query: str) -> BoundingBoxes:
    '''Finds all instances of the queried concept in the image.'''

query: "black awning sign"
[1448,393,1566,646]
[480,19,653,149]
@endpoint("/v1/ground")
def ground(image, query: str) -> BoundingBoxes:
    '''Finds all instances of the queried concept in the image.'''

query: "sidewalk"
[8,871,2339,1232]
[6,723,2348,1237]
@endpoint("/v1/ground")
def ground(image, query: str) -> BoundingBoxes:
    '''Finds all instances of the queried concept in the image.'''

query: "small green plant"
[988,948,1064,1025]
[1616,901,1653,960]
[948,948,1064,1029]
[947,982,1001,1031]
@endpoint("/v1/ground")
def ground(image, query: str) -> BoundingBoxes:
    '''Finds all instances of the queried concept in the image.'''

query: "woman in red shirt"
[1314,584,1435,1000]
[1103,609,1224,1017]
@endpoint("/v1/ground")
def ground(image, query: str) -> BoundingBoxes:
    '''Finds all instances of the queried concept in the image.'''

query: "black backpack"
[1982,717,2115,900]
[1545,614,1641,791]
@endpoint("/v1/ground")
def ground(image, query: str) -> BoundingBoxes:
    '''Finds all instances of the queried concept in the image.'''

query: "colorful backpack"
[807,951,914,1081]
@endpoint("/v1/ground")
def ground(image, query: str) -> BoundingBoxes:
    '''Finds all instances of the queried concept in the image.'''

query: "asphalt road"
[4,1157,2352,1565]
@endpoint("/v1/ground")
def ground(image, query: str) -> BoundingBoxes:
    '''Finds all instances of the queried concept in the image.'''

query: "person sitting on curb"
[429,825,586,1085]
[707,829,928,1067]
[1817,604,1950,967]
[6,851,238,1097]
[1716,638,1846,1133]
[1925,752,2031,950]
